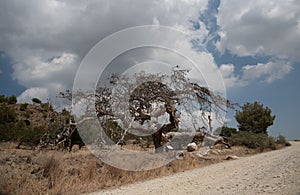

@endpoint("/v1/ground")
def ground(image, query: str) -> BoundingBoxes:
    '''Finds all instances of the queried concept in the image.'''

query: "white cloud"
[218,60,293,88]
[242,60,293,83]
[13,53,78,107]
[13,53,77,87]
[219,64,243,88]
[0,0,211,107]
[216,0,300,62]
[18,87,49,104]
[3,0,295,107]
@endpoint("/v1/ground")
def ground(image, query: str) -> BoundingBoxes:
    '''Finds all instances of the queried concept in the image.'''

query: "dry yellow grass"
[0,142,260,195]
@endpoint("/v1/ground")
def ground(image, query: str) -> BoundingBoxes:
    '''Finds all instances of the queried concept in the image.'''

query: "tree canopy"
[92,67,234,151]
[235,101,275,134]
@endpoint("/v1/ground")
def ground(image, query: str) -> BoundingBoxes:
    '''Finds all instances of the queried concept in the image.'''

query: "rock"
[176,151,185,160]
[71,144,80,152]
[187,142,197,152]
[166,145,174,150]
[198,146,210,156]
[225,155,239,160]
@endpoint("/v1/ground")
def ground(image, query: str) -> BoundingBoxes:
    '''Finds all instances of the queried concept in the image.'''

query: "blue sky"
[0,0,299,139]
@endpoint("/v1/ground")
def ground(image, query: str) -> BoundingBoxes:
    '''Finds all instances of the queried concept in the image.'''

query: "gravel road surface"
[92,141,300,195]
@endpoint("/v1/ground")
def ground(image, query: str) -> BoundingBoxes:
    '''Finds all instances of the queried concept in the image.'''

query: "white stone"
[187,142,197,152]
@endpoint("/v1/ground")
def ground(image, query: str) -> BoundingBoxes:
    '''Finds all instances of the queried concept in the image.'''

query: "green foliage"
[104,120,124,143]
[276,135,291,146]
[4,121,46,147]
[0,103,17,124]
[23,110,31,119]
[22,125,47,147]
[20,103,28,111]
[229,131,277,150]
[7,95,17,104]
[60,108,75,124]
[0,95,6,103]
[32,98,42,104]
[219,126,237,138]
[0,95,17,104]
[41,103,53,111]
[0,94,82,149]
[235,102,275,134]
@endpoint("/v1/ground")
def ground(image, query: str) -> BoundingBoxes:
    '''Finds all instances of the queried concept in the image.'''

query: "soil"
[93,141,300,195]
[0,142,296,194]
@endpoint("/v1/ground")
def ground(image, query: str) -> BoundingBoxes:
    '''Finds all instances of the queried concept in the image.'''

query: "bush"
[7,95,17,104]
[219,126,237,138]
[235,102,275,134]
[20,103,28,111]
[41,103,54,111]
[0,95,17,104]
[229,131,277,150]
[0,103,17,124]
[23,110,31,118]
[276,135,291,146]
[32,98,42,104]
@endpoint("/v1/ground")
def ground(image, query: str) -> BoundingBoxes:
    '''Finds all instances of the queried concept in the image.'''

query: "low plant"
[276,135,291,146]
[229,131,277,150]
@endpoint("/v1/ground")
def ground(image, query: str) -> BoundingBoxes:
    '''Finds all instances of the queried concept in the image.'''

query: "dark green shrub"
[20,103,28,111]
[22,126,46,147]
[235,102,275,134]
[267,136,277,150]
[219,126,238,138]
[0,95,17,104]
[43,113,48,118]
[0,95,6,103]
[23,110,31,118]
[229,131,277,150]
[32,98,42,104]
[41,103,53,111]
[276,135,291,146]
[0,103,17,124]
[7,95,17,104]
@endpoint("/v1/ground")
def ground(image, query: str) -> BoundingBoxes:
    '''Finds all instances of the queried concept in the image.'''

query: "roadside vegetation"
[220,101,290,151]
[0,94,291,194]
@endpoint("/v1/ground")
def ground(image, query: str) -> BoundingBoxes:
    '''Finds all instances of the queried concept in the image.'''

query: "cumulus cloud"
[0,0,212,106]
[219,59,293,88]
[216,0,300,62]
[13,53,78,88]
[1,0,297,106]
[12,53,78,107]
[219,64,243,88]
[18,87,49,103]
[241,60,293,83]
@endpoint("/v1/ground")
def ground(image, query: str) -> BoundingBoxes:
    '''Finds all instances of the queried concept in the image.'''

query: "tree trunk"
[152,123,176,152]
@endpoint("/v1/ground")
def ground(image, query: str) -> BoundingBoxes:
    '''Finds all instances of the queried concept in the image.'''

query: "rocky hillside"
[0,95,72,148]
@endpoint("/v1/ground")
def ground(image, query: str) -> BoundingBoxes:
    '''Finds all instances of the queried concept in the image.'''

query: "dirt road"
[92,141,300,195]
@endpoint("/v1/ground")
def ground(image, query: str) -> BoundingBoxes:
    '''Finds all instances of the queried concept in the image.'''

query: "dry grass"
[0,142,261,195]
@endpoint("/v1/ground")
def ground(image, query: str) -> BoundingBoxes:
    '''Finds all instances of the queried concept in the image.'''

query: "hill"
[0,95,75,149]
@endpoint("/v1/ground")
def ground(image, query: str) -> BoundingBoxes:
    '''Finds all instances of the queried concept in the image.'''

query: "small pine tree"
[235,102,275,134]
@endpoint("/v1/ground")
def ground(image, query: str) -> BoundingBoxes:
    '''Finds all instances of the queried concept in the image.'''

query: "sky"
[0,0,299,139]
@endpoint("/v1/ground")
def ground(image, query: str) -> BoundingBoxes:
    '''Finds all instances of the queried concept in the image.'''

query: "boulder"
[187,142,197,152]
